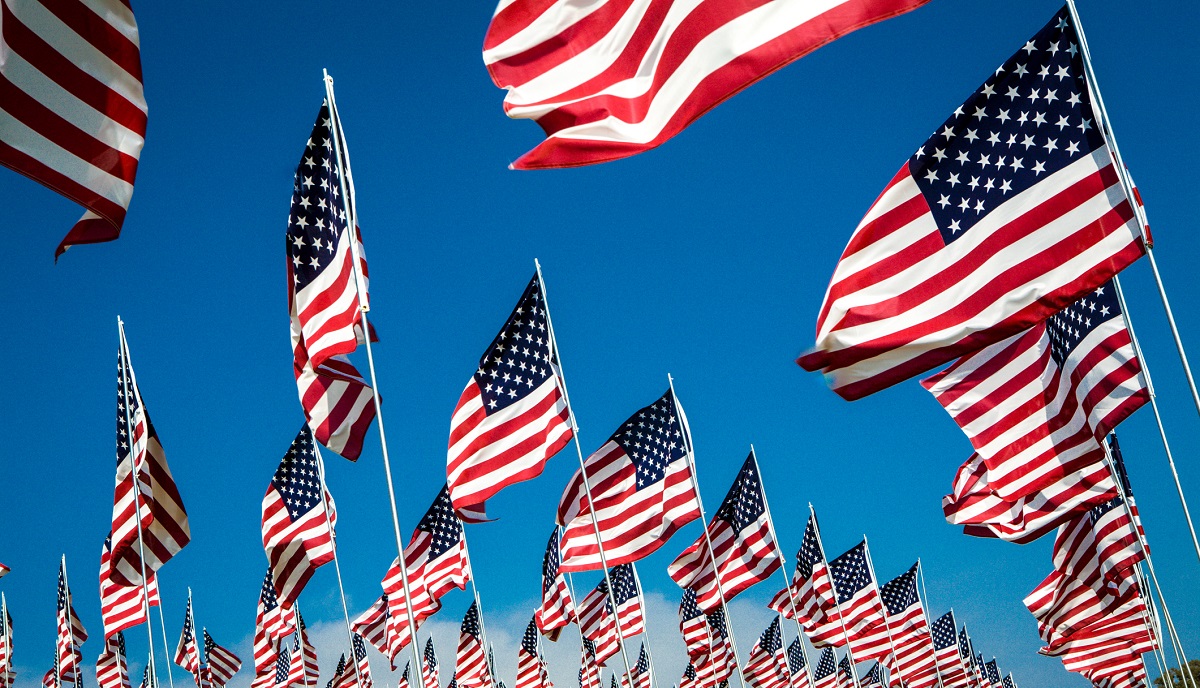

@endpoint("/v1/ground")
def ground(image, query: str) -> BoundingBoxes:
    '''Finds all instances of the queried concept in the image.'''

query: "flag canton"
[879,565,920,616]
[276,648,291,684]
[116,632,126,656]
[115,351,141,467]
[931,612,956,650]
[582,639,597,660]
[1045,280,1120,365]
[827,543,873,604]
[759,618,782,654]
[461,603,482,638]
[605,565,640,608]
[353,634,368,660]
[425,639,438,669]
[272,427,324,521]
[864,663,881,685]
[797,517,823,578]
[610,390,687,491]
[714,454,766,531]
[1002,675,1014,688]
[287,103,350,294]
[958,629,971,660]
[204,630,216,655]
[180,605,194,644]
[683,665,696,681]
[522,618,539,654]
[908,9,1105,243]
[418,486,464,559]
[837,657,851,676]
[259,570,282,612]
[57,570,69,612]
[814,650,836,680]
[786,638,805,673]
[707,608,729,640]
[985,660,1000,684]
[473,275,557,415]
[679,589,703,622]
[635,644,649,673]
[1108,434,1135,496]
[1089,495,1124,524]
[542,529,562,594]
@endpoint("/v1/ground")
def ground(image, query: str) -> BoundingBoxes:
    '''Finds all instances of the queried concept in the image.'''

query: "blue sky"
[3,1,1199,687]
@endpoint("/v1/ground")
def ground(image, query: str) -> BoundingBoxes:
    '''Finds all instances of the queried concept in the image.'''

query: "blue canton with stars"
[416,485,465,559]
[1108,433,1136,496]
[259,568,283,612]
[607,390,687,492]
[827,542,874,604]
[985,660,1000,685]
[276,647,291,685]
[522,618,539,654]
[542,529,563,594]
[424,638,438,671]
[930,611,957,651]
[786,638,805,674]
[757,618,781,654]
[679,588,703,622]
[287,103,353,294]
[1002,675,1015,688]
[473,275,558,415]
[713,453,766,532]
[909,8,1105,243]
[959,628,972,662]
[595,564,640,612]
[707,607,729,641]
[863,663,882,687]
[461,602,483,639]
[353,633,369,661]
[1045,279,1120,366]
[271,426,324,522]
[878,563,920,617]
[796,517,823,579]
[814,649,836,681]
[837,657,852,679]
[115,349,143,468]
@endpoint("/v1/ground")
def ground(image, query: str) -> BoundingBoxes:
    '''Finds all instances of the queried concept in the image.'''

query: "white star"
[933,148,947,162]
[981,83,996,98]
[940,125,956,140]
[1078,118,1093,133]
[1010,157,1024,171]
[1006,85,1021,100]
[1055,115,1070,130]
[1032,160,1046,175]
[1022,41,1037,54]
[1000,179,1013,194]
[937,194,951,209]
[965,129,979,143]
[1033,112,1047,126]
[1044,89,1058,103]
[987,131,1001,145]
[1055,65,1070,80]
[1066,141,1080,155]
[968,176,980,190]
[1043,137,1058,153]
[956,150,971,164]
[973,107,988,120]
[1067,92,1081,106]
[947,172,961,187]
[1015,63,1029,77]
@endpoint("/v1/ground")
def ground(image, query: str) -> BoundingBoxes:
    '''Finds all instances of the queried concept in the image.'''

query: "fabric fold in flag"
[807,542,888,662]
[100,535,160,639]
[744,618,789,688]
[204,630,242,688]
[535,528,576,640]
[95,633,128,688]
[577,566,645,667]
[799,8,1146,399]
[56,559,87,688]
[769,515,838,638]
[286,614,320,688]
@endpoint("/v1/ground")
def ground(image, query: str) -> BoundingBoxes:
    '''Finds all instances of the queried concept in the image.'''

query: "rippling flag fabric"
[456,604,491,688]
[286,614,320,688]
[799,8,1146,399]
[252,570,297,677]
[578,566,645,666]
[423,639,440,688]
[678,590,709,662]
[536,529,576,640]
[577,641,600,688]
[929,612,968,688]
[100,535,160,639]
[680,664,697,688]
[811,650,836,688]
[517,619,546,688]
[809,543,888,662]
[879,565,937,688]
[173,596,201,678]
[352,595,401,669]
[785,638,809,688]
[447,273,572,517]
[744,618,789,688]
[558,389,700,572]
[204,631,242,687]
[482,0,931,169]
[95,633,128,688]
[770,515,837,636]
[622,644,651,688]
[56,560,87,688]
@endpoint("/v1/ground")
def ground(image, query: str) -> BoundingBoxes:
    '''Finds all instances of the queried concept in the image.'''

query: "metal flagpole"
[296,605,311,688]
[859,539,908,688]
[459,536,499,687]
[1110,276,1200,564]
[1065,0,1200,429]
[1135,563,1194,688]
[155,606,176,688]
[1,593,7,688]
[914,562,946,688]
[320,70,426,679]
[628,565,662,688]
[535,259,640,688]
[312,446,365,688]
[666,376,749,688]
[1134,567,1177,688]
[752,447,815,688]
[805,508,861,688]
[947,610,971,688]
[60,556,82,688]
[117,320,165,688]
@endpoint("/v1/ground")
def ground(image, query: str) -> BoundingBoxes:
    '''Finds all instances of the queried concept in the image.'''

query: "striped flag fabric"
[286,615,320,688]
[808,542,888,662]
[456,604,492,688]
[835,658,853,688]
[294,349,377,463]
[482,0,931,170]
[173,596,201,678]
[878,564,937,688]
[261,426,337,609]
[100,535,161,639]
[557,389,700,572]
[929,612,968,688]
[252,570,297,677]
[577,640,600,688]
[204,630,242,687]
[95,633,129,688]
[0,600,12,688]
[138,666,148,688]
[678,590,709,662]
[679,664,697,688]
[352,595,401,669]
[535,529,576,640]
[352,634,374,688]
[622,644,652,688]
[744,618,789,688]
[769,515,837,637]
[811,650,836,688]
[269,647,291,688]
[577,566,645,667]
[799,8,1146,400]
[0,0,148,257]
[861,663,883,688]
[669,452,781,612]
[517,619,547,688]
[325,654,346,688]
[0,565,7,579]
[110,336,191,587]
[56,560,87,688]
[785,638,809,688]
[423,638,440,688]
[399,664,412,688]
[447,273,572,517]
[703,608,736,688]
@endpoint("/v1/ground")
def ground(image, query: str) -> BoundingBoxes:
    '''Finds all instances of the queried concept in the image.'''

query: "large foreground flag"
[669,452,781,612]
[0,0,148,256]
[447,272,573,518]
[482,0,931,169]
[799,8,1146,399]
[558,389,700,571]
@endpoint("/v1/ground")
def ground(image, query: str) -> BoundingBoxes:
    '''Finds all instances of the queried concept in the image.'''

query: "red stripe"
[24,0,141,79]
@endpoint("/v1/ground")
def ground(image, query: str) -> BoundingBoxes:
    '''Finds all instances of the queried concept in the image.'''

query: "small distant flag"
[929,612,969,688]
[95,633,129,688]
[173,596,201,677]
[517,618,547,688]
[252,570,297,676]
[423,639,440,688]
[456,604,491,688]
[769,515,837,639]
[56,559,88,688]
[879,565,938,688]
[743,618,788,688]
[286,614,320,688]
[785,638,809,688]
[535,529,575,640]
[203,630,242,687]
[577,566,644,667]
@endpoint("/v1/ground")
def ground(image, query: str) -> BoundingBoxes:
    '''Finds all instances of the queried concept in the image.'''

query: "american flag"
[669,452,781,612]
[138,665,150,688]
[879,564,937,688]
[100,535,161,639]
[325,654,346,688]
[173,596,201,679]
[577,641,600,688]
[262,426,337,608]
[679,664,697,688]
[0,0,148,256]
[0,598,12,688]
[269,647,291,688]
[352,595,402,669]
[423,638,440,688]
[785,639,809,688]
[447,272,572,517]
[743,618,788,688]
[983,660,1001,688]
[482,0,930,169]
[799,8,1146,400]
[678,590,709,663]
[517,619,548,688]
[287,614,320,688]
[95,633,129,688]
[577,566,644,667]
[769,515,837,638]
[811,650,836,688]
[835,657,853,688]
[56,560,87,688]
[809,542,888,662]
[536,528,575,640]
[622,644,652,688]
[929,612,968,688]
[0,565,7,579]
[110,334,190,587]
[204,631,242,687]
[1001,674,1015,688]
[294,349,376,463]
[558,389,700,572]
[861,663,882,688]
[43,667,56,688]
[456,604,491,688]
[253,570,297,676]
[399,664,411,688]
[352,634,374,688]
[703,608,736,688]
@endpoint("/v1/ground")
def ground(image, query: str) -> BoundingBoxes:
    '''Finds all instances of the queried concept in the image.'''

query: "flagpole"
[60,557,82,688]
[458,536,499,687]
[949,614,971,688]
[295,606,311,688]
[666,376,750,688]
[1,593,8,688]
[312,447,366,688]
[535,258,640,688]
[1110,276,1200,564]
[751,447,815,688]
[117,319,164,688]
[804,508,860,688]
[859,539,908,688]
[320,70,426,679]
[628,566,663,688]
[1134,563,1193,688]
[155,605,177,688]
[914,562,946,688]
[1133,566,1179,688]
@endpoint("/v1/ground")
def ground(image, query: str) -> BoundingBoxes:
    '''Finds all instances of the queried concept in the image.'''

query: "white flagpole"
[295,605,311,688]
[804,508,861,688]
[116,320,165,688]
[320,70,426,679]
[155,605,176,688]
[312,446,365,688]
[59,557,82,688]
[628,565,662,688]
[535,259,640,688]
[859,539,907,688]
[666,376,750,688]
[913,562,946,688]
[1,593,8,688]
[1132,566,1178,688]
[1065,1,1200,434]
[458,536,499,687]
[752,447,815,688]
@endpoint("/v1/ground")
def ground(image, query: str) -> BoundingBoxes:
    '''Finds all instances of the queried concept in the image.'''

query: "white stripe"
[825,173,932,286]
[485,0,622,65]
[448,377,563,466]
[0,104,132,201]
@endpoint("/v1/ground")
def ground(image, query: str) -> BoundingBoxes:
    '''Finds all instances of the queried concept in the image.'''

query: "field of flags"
[1,2,1197,688]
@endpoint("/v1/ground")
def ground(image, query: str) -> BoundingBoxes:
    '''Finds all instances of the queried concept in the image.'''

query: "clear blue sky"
[3,2,1199,688]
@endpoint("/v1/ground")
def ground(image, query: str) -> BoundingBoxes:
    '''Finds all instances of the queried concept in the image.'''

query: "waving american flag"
[100,535,160,639]
[203,630,241,688]
[252,569,296,677]
[879,565,937,688]
[95,633,128,688]
[56,559,87,688]
[770,514,837,639]
[456,604,491,688]
[929,612,969,688]
[172,596,201,677]
[743,618,788,688]
[535,529,575,640]
[577,566,644,667]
